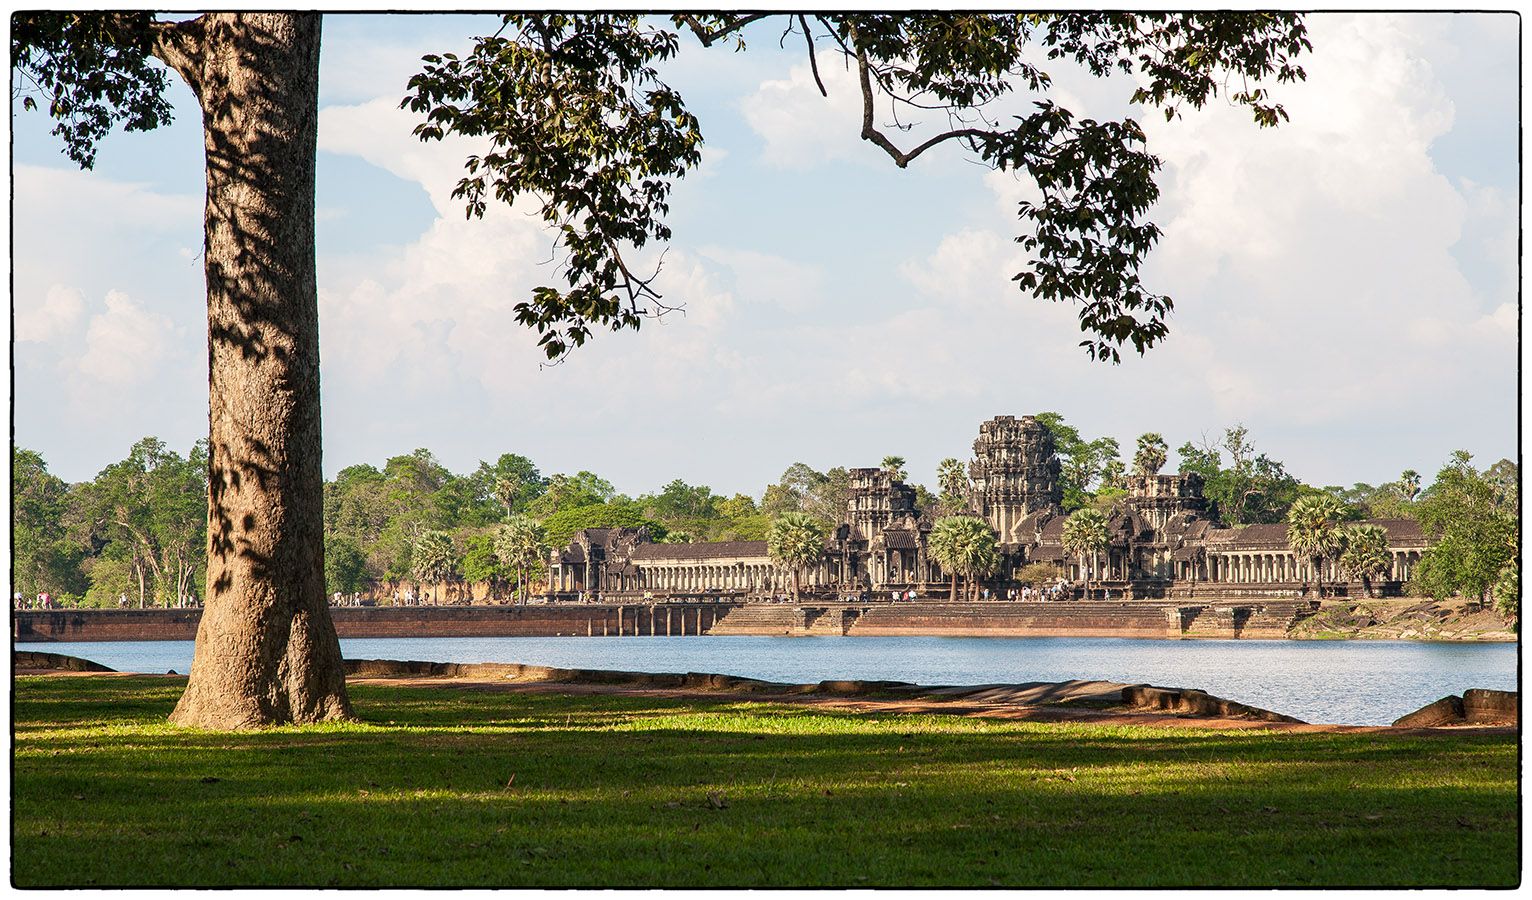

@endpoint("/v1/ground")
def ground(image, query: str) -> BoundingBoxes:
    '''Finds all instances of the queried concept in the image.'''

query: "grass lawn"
[12,675,1519,888]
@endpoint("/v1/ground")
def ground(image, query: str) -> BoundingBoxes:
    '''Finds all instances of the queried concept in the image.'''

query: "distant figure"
[13,592,21,608]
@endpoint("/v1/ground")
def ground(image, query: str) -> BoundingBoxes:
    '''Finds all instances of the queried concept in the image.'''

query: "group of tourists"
[14,591,58,609]
[12,591,201,609]
[389,589,435,606]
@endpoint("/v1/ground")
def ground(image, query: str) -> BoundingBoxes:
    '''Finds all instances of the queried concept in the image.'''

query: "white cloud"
[886,13,1516,485]
[320,97,493,212]
[15,285,84,343]
[74,291,177,387]
[695,245,823,313]
[739,59,870,168]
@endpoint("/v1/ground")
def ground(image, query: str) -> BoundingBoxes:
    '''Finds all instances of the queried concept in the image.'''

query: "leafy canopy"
[11,13,174,168]
[767,512,827,570]
[402,13,1309,363]
[928,515,1000,579]
[1061,507,1109,557]
[1411,452,1518,612]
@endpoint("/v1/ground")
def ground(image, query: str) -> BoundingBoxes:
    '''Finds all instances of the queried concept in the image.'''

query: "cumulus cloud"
[1135,14,1513,430]
[889,13,1516,484]
[15,285,85,344]
[74,291,178,387]
[739,58,870,168]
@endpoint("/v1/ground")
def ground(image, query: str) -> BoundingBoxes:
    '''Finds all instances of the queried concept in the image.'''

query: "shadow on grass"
[12,676,1519,888]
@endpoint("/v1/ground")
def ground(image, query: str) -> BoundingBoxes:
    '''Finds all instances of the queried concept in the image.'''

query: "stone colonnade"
[1185,549,1423,584]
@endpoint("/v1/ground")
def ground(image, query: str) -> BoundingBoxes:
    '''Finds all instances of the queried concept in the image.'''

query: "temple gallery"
[548,416,1425,601]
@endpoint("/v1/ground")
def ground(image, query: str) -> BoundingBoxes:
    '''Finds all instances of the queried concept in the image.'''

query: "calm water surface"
[15,635,1517,726]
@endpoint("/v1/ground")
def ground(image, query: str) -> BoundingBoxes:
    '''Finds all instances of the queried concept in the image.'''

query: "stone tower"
[968,415,1062,545]
[1122,473,1209,531]
[845,467,918,538]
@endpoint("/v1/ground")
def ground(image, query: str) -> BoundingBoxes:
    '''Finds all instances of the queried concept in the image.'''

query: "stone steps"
[708,605,801,635]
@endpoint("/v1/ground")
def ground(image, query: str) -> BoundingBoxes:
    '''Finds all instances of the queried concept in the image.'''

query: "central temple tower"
[968,415,1062,545]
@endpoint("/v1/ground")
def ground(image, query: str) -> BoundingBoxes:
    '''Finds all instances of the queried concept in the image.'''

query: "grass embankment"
[13,675,1519,888]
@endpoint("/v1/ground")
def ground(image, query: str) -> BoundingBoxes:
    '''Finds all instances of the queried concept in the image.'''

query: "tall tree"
[767,512,826,602]
[1061,508,1109,598]
[496,515,549,604]
[469,453,544,520]
[1177,425,1299,524]
[410,530,459,600]
[928,515,1000,601]
[1286,494,1346,596]
[881,456,908,482]
[18,11,1308,726]
[12,448,86,601]
[1133,433,1168,477]
[538,501,666,550]
[936,457,968,510]
[527,471,617,519]
[77,438,180,608]
[1411,452,1518,616]
[1034,413,1119,511]
[15,12,350,726]
[147,440,210,606]
[324,533,368,597]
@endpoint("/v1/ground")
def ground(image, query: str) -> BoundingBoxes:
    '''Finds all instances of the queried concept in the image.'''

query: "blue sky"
[11,13,1520,499]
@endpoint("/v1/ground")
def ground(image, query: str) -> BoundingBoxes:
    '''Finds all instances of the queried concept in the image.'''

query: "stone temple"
[547,415,1427,600]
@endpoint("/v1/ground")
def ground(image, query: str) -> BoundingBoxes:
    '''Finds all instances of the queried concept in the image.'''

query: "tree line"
[14,414,1516,620]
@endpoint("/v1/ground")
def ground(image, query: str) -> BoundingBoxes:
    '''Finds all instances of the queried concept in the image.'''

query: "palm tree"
[1338,523,1392,598]
[411,529,458,604]
[1397,469,1421,503]
[767,512,826,602]
[496,514,548,604]
[928,515,999,602]
[1286,494,1346,596]
[1101,458,1126,490]
[937,458,967,497]
[1061,508,1109,599]
[1133,433,1168,477]
[494,474,523,520]
[881,455,908,482]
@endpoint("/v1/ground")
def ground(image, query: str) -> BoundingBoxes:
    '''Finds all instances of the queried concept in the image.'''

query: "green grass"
[12,675,1519,888]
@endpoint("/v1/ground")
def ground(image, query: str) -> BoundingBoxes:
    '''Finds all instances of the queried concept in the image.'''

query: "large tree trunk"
[158,14,353,729]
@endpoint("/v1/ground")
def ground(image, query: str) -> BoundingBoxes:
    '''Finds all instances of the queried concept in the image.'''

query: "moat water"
[16,635,1517,726]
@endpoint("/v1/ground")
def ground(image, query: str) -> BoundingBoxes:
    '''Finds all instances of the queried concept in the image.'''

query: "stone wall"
[12,604,731,642]
[14,599,1320,643]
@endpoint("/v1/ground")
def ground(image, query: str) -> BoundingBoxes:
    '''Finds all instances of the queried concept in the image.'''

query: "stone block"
[13,651,114,672]
[1391,695,1466,728]
[1463,689,1518,724]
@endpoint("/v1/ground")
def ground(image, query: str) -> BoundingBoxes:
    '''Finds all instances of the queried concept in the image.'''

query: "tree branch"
[853,45,993,168]
[674,14,771,48]
[798,15,827,97]
[149,15,205,95]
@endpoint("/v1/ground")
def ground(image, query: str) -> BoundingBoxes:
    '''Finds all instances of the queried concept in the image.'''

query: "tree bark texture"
[161,14,353,728]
